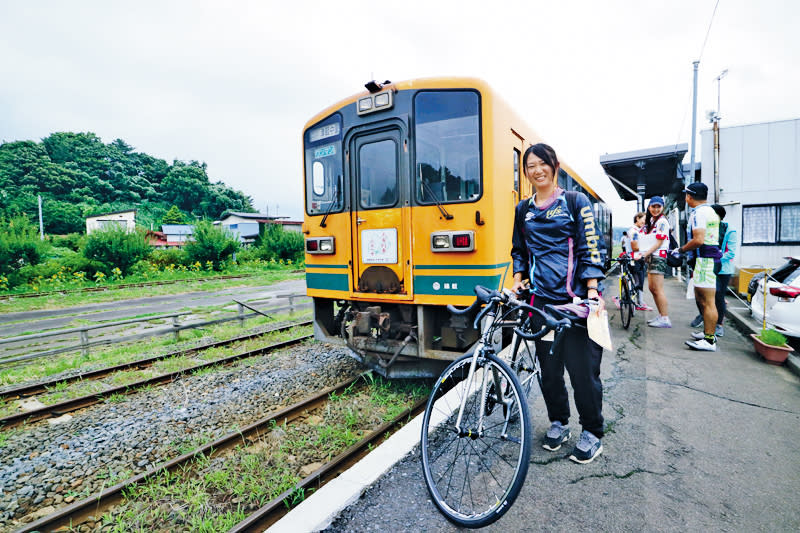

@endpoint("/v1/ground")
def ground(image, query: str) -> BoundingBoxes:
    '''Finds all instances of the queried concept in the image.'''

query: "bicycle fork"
[454,311,513,440]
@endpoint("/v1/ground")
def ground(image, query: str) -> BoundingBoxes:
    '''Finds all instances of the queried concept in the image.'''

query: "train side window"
[513,148,520,193]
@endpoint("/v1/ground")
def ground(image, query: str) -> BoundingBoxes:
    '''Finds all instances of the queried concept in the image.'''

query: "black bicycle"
[420,285,589,528]
[610,256,639,329]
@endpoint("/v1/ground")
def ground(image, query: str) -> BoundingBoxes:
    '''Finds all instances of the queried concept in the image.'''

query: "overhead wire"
[672,0,721,158]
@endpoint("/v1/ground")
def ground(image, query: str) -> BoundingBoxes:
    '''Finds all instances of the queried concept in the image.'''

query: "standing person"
[675,182,721,351]
[640,197,672,327]
[511,143,607,464]
[689,204,737,337]
[627,212,651,310]
[620,231,630,255]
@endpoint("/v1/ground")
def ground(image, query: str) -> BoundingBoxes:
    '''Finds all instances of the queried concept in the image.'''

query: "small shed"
[86,210,136,234]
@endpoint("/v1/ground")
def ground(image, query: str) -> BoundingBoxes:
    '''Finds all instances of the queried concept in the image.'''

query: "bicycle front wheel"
[421,352,531,528]
[620,275,633,329]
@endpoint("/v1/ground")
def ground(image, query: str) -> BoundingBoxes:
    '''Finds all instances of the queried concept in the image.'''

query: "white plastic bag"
[685,278,695,299]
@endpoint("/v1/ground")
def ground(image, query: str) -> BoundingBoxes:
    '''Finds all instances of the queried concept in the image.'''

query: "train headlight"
[432,235,450,249]
[358,97,373,112]
[306,237,335,254]
[357,91,393,115]
[374,93,390,108]
[431,231,475,252]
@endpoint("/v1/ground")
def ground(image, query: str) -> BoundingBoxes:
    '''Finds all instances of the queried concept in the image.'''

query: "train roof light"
[357,90,393,115]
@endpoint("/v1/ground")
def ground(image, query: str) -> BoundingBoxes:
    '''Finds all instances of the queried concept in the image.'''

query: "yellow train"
[302,77,611,377]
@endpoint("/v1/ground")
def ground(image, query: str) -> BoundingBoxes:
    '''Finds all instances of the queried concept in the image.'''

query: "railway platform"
[275,277,800,532]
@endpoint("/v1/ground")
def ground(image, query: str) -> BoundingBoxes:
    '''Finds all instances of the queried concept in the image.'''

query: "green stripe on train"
[414,274,502,296]
[306,272,350,292]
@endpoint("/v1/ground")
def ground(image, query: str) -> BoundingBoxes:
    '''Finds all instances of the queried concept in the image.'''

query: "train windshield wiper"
[320,175,341,228]
[421,179,453,220]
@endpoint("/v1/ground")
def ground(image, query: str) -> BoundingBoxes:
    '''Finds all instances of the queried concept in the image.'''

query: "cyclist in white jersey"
[676,182,721,351]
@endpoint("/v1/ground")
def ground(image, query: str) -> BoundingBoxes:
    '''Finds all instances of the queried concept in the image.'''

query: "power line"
[698,0,721,63]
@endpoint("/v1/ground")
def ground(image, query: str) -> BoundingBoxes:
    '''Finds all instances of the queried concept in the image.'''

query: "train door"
[349,126,413,298]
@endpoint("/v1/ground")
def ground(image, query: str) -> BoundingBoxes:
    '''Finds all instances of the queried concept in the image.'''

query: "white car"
[750,257,800,338]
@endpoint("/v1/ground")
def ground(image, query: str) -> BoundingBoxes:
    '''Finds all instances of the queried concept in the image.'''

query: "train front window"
[414,91,481,205]
[305,114,344,215]
[359,139,398,209]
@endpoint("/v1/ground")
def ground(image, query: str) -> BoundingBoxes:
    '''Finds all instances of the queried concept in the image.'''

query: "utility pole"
[37,195,44,240]
[712,69,728,203]
[689,61,699,185]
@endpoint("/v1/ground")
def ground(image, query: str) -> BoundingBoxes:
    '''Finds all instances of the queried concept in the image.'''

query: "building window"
[742,203,800,244]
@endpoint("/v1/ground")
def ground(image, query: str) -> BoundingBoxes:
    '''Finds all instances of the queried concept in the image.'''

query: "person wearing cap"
[674,182,721,351]
[640,196,672,328]
[689,204,737,337]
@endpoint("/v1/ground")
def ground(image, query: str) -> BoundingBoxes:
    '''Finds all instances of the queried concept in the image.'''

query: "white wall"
[700,118,800,269]
[86,211,136,234]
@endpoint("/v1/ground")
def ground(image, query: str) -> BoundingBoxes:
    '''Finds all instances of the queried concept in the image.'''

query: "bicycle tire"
[620,275,633,329]
[509,332,541,399]
[421,351,531,528]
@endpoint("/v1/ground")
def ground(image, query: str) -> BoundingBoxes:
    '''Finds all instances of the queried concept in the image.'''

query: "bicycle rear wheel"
[421,352,531,528]
[620,276,633,329]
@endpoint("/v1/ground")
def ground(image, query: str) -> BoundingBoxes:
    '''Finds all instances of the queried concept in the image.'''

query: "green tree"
[183,220,239,270]
[161,205,186,225]
[161,162,209,213]
[83,226,152,275]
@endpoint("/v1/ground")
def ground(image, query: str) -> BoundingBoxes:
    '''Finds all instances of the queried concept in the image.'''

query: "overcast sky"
[1,0,798,224]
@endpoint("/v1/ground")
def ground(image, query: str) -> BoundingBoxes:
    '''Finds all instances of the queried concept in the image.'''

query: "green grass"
[101,373,426,531]
[0,268,303,313]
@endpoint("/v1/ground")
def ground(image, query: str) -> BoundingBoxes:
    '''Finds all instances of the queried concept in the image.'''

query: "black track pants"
[534,297,605,439]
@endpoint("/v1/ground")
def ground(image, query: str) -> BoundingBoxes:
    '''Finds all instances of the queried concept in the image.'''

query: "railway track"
[0,320,312,401]
[17,376,427,533]
[1,322,314,429]
[0,273,255,301]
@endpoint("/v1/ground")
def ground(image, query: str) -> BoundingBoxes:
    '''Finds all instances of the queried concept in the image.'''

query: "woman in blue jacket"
[511,143,607,464]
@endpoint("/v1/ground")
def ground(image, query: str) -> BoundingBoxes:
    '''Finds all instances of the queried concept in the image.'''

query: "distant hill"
[0,132,254,233]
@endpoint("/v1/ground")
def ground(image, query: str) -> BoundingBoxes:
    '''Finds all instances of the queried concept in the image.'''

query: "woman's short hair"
[523,143,559,172]
[634,212,645,223]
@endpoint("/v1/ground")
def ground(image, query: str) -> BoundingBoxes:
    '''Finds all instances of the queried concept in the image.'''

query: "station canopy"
[599,144,688,202]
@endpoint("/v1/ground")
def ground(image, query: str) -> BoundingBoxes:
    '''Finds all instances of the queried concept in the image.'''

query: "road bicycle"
[610,255,640,329]
[420,285,589,528]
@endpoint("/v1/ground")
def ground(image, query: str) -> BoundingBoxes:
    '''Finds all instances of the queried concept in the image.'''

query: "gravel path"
[0,339,361,531]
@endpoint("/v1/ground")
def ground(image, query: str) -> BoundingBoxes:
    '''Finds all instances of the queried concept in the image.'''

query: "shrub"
[183,220,239,270]
[149,248,188,267]
[257,224,304,264]
[83,226,152,276]
[0,216,49,275]
[758,328,788,347]
[48,233,85,252]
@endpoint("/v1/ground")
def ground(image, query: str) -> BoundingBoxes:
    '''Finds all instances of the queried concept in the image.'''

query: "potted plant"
[750,328,794,365]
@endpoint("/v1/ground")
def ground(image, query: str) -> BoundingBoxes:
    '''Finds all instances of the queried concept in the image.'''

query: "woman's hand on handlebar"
[511,278,529,295]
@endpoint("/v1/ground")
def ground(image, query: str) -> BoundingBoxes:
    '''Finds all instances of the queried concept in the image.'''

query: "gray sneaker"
[569,430,603,464]
[715,325,724,337]
[542,421,571,451]
[690,314,703,328]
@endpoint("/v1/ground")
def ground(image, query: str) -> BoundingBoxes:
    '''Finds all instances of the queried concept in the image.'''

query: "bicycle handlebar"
[447,285,583,340]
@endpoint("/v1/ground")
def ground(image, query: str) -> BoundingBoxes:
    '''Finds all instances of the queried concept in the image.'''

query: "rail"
[0,294,310,366]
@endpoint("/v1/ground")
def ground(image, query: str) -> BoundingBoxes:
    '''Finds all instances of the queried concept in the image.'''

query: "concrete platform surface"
[278,277,800,532]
